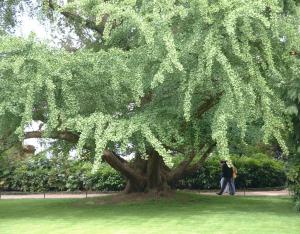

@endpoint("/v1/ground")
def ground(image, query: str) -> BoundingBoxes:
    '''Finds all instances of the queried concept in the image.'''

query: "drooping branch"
[196,92,224,118]
[162,144,185,155]
[164,93,222,183]
[167,150,196,183]
[25,130,79,143]
[182,143,216,177]
[167,144,205,182]
[140,91,154,106]
[47,0,107,36]
[25,131,146,184]
[102,150,146,183]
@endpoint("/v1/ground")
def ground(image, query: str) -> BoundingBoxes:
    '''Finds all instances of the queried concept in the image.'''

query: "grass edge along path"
[0,192,299,234]
[0,189,290,199]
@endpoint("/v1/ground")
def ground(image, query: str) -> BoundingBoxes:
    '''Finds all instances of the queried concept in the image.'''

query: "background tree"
[286,74,300,210]
[282,16,300,211]
[1,0,299,193]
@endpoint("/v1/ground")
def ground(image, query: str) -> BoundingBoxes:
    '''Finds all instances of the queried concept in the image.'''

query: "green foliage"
[88,165,126,191]
[1,152,285,192]
[286,153,300,211]
[176,154,287,189]
[280,5,300,210]
[0,152,125,192]
[0,0,22,29]
[0,143,31,189]
[0,140,290,196]
[1,0,299,165]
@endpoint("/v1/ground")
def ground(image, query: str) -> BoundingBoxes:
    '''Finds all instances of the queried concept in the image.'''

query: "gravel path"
[0,190,290,199]
[0,193,112,200]
[197,189,290,196]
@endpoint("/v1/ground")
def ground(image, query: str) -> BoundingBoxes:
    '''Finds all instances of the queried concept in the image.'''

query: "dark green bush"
[286,153,300,211]
[0,152,286,192]
[0,152,126,192]
[88,166,126,191]
[176,154,287,190]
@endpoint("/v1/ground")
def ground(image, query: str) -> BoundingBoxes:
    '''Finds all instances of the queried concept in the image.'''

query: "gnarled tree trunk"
[102,144,215,194]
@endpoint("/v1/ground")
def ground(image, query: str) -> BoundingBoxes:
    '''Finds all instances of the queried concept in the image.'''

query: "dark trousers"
[219,177,235,195]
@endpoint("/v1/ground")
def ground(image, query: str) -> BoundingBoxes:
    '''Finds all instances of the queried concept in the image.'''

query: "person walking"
[219,161,229,193]
[220,177,229,193]
[231,164,237,194]
[217,160,235,195]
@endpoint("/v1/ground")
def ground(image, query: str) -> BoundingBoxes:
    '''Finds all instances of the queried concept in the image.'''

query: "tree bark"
[25,130,79,143]
[146,150,169,192]
[101,145,215,194]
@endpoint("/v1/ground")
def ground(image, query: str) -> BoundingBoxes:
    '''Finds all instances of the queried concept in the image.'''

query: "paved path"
[0,193,112,200]
[0,190,290,200]
[197,189,290,196]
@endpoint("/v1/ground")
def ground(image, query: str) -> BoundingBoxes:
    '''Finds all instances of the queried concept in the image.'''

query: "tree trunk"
[102,145,215,194]
[102,149,170,193]
[121,151,170,193]
[145,150,170,192]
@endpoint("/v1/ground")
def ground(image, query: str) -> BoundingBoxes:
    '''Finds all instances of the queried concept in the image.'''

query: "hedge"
[286,153,300,211]
[175,153,287,190]
[0,153,286,192]
[0,153,126,192]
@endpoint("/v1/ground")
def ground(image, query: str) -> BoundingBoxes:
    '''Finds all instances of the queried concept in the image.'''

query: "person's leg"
[225,182,229,193]
[228,178,235,195]
[228,178,235,194]
[232,179,236,193]
[217,177,229,195]
[221,177,228,193]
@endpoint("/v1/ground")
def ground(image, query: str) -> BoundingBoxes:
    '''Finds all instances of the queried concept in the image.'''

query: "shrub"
[0,152,126,192]
[0,152,286,192]
[176,154,287,190]
[286,153,300,212]
[88,165,126,191]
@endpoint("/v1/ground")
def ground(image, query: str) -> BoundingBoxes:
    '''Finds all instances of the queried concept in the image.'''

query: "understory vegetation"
[0,150,286,192]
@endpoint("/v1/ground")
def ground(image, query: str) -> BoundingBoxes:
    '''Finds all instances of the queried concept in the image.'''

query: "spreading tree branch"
[182,143,216,177]
[47,0,107,36]
[25,130,79,143]
[167,150,196,183]
[102,150,146,182]
[167,144,205,182]
[196,92,223,118]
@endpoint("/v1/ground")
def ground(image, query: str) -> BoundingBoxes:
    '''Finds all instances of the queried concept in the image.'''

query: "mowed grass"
[0,192,299,234]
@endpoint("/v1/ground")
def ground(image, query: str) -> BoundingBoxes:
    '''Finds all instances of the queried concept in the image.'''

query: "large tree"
[1,0,299,193]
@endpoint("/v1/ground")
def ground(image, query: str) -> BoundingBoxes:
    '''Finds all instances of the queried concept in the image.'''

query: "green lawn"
[0,192,299,234]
